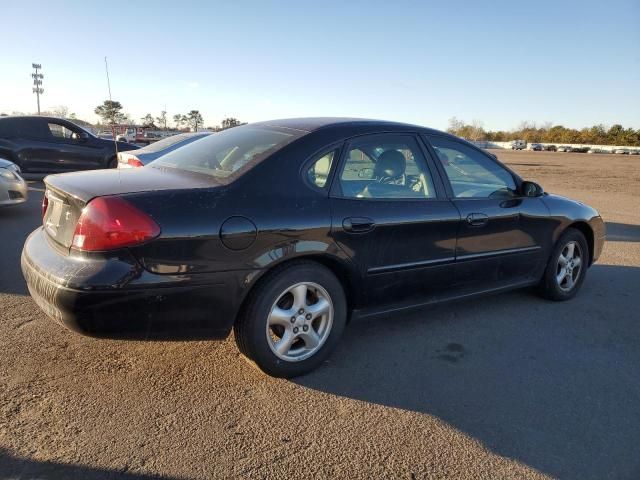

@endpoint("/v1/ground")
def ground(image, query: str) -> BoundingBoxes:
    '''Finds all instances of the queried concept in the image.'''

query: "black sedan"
[21,118,606,377]
[0,116,138,173]
[118,132,212,168]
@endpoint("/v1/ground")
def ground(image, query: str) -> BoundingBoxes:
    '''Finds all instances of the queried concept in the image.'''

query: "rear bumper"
[21,228,253,340]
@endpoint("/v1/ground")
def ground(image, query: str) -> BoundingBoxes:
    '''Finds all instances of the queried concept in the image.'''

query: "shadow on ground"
[0,448,183,480]
[297,264,640,480]
[606,222,640,242]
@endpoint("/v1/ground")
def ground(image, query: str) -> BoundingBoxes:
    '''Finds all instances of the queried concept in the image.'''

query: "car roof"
[251,117,444,135]
[0,115,68,122]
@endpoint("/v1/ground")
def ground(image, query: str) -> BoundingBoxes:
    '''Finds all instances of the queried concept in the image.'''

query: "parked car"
[530,143,543,151]
[557,145,570,152]
[614,148,629,154]
[118,132,212,168]
[0,116,138,173]
[629,149,639,155]
[570,146,590,153]
[21,118,605,378]
[0,157,28,207]
[96,131,115,140]
[544,144,557,152]
[116,127,137,144]
[511,140,526,150]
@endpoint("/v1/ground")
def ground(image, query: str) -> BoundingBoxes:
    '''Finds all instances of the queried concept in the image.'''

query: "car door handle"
[343,217,375,233]
[466,213,489,227]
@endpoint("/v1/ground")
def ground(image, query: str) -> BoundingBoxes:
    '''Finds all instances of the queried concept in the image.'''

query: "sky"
[1,0,639,131]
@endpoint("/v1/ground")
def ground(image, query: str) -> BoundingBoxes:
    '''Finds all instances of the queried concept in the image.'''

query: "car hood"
[0,158,16,169]
[45,166,223,203]
[542,192,600,220]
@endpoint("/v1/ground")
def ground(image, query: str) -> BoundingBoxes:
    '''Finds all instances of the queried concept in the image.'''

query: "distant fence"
[471,140,638,152]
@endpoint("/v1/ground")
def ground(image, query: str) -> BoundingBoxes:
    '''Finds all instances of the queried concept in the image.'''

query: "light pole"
[32,63,44,115]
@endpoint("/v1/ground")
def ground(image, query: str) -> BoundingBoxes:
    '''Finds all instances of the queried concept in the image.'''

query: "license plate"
[45,197,64,236]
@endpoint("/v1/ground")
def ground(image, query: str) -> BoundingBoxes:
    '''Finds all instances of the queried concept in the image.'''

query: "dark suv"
[0,116,138,173]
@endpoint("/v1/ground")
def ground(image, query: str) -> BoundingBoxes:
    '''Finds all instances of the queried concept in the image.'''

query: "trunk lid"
[43,166,220,249]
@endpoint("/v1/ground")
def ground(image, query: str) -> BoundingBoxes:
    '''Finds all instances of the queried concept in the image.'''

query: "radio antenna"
[104,56,119,158]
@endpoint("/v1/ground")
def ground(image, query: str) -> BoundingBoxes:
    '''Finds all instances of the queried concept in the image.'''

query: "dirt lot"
[1,151,639,480]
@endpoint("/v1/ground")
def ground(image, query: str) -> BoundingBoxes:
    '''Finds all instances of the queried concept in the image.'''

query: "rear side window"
[152,125,305,183]
[307,150,336,188]
[338,134,436,199]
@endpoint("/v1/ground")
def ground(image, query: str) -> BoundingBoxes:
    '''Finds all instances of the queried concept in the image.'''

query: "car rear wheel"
[234,261,346,378]
[538,228,588,301]
[107,157,118,169]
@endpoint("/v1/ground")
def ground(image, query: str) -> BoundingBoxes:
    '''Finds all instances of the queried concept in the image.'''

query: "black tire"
[107,157,118,169]
[234,261,347,378]
[538,228,589,301]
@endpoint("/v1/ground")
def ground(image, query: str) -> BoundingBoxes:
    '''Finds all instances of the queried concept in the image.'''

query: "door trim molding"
[367,256,456,275]
[456,245,541,262]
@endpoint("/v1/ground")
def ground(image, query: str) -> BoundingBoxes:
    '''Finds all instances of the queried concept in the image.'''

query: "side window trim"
[330,132,441,201]
[422,133,522,199]
[420,134,455,199]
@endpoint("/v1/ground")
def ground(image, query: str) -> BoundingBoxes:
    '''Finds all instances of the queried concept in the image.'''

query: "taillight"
[41,194,49,218]
[71,197,160,251]
[127,157,144,168]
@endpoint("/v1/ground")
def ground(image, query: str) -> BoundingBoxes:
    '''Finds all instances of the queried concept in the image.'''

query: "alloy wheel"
[266,282,333,362]
[556,241,583,292]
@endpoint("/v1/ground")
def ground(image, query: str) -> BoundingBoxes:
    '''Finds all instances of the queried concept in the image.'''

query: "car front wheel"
[234,261,347,378]
[538,228,589,301]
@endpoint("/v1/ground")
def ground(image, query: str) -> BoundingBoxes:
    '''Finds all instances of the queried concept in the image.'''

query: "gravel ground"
[1,150,639,480]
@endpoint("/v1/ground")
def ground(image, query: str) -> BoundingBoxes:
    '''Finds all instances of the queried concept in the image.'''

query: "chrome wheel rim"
[556,241,583,292]
[266,282,333,362]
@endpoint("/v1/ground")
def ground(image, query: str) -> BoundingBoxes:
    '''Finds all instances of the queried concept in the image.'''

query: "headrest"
[374,150,406,178]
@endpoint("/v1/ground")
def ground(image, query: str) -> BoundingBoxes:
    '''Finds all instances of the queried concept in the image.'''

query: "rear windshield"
[139,133,208,153]
[151,125,305,182]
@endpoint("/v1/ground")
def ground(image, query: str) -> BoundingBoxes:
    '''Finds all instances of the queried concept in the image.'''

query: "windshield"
[152,125,305,182]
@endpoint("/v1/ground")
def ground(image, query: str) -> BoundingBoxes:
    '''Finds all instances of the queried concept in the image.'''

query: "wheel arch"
[234,254,358,327]
[565,221,595,266]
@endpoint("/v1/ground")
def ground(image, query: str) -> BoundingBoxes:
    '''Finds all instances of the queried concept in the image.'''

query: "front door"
[424,134,549,289]
[329,133,460,311]
[40,120,103,172]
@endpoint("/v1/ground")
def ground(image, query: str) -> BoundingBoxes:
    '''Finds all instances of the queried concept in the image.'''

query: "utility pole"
[31,64,44,115]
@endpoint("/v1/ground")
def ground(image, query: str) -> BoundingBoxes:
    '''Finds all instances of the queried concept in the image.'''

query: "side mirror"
[358,167,375,179]
[75,132,89,142]
[521,180,544,197]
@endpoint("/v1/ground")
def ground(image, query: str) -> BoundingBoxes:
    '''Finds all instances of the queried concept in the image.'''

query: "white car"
[511,140,526,150]
[116,127,137,143]
[614,148,629,154]
[0,158,28,207]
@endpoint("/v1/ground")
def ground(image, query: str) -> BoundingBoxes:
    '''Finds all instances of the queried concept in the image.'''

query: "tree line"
[447,118,640,146]
[93,100,243,132]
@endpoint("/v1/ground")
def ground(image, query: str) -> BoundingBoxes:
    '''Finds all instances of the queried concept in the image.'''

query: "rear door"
[329,133,460,310]
[423,134,550,289]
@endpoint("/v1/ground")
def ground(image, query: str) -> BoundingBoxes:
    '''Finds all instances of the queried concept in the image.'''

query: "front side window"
[338,135,435,199]
[152,125,305,183]
[47,122,78,140]
[427,136,517,198]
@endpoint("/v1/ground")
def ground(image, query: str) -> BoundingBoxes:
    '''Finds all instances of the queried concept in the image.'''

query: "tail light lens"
[41,193,49,218]
[72,197,160,251]
[127,157,144,168]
